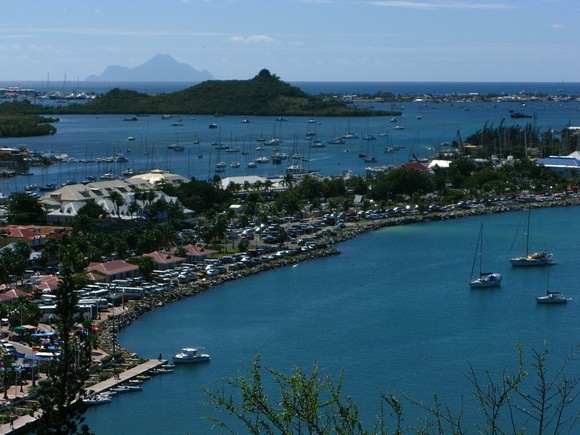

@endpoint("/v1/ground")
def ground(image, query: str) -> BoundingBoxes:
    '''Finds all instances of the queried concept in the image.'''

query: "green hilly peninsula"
[60,69,399,117]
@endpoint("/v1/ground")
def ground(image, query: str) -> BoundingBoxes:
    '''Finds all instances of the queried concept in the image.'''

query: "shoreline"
[4,197,575,432]
[98,196,580,357]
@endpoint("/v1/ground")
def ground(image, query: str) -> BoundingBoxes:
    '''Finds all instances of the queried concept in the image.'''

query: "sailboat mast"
[525,209,531,257]
[479,223,484,275]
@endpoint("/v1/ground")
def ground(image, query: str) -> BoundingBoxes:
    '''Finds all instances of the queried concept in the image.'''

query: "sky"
[1,0,579,83]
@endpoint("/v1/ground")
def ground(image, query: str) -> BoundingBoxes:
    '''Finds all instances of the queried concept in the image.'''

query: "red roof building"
[171,244,218,263]
[0,287,31,305]
[85,260,139,283]
[402,161,431,172]
[143,251,186,270]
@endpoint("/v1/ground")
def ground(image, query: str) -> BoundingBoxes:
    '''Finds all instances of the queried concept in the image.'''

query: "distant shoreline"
[2,80,579,98]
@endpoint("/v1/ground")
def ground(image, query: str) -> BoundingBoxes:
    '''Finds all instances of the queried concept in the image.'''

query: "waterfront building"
[169,244,218,263]
[143,251,186,270]
[42,171,194,225]
[85,260,139,283]
[536,151,580,178]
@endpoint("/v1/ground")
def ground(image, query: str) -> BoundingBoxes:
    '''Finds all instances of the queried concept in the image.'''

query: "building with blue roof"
[536,151,580,178]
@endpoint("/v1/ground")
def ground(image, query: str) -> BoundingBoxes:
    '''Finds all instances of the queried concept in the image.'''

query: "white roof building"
[42,171,192,225]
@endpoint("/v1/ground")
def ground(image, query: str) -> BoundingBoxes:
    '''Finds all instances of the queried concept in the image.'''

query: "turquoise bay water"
[84,207,579,433]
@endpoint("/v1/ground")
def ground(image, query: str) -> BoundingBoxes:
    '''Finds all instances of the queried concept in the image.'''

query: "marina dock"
[1,358,170,434]
[86,358,169,396]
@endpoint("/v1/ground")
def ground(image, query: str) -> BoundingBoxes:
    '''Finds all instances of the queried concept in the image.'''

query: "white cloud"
[370,1,514,10]
[229,34,275,44]
[550,23,566,29]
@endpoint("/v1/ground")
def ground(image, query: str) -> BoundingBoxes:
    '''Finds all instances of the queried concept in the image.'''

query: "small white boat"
[110,384,142,393]
[535,269,568,304]
[172,347,210,364]
[536,291,568,304]
[470,223,502,288]
[84,394,112,405]
[150,367,173,374]
[509,209,555,267]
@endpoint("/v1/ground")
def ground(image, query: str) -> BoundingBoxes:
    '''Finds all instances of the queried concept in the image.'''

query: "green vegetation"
[206,346,578,434]
[0,113,58,137]
[3,70,399,118]
[35,246,92,434]
[5,192,46,224]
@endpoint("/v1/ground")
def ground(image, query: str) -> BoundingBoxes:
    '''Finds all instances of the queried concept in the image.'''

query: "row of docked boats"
[83,382,143,406]
[469,210,570,304]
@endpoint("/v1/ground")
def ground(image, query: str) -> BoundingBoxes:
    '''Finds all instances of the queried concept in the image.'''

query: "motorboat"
[110,384,142,393]
[39,183,56,192]
[536,291,568,304]
[393,125,405,130]
[172,347,210,364]
[150,367,173,374]
[83,394,112,405]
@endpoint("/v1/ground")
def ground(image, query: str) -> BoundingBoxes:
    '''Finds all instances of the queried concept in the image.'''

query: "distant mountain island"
[69,69,399,117]
[85,54,213,82]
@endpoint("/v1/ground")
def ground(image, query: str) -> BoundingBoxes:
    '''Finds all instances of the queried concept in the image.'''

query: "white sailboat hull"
[470,273,502,288]
[509,252,555,267]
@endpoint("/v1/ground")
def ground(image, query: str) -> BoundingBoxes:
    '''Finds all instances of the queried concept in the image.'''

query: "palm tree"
[226,182,242,198]
[263,179,274,198]
[281,173,295,190]
[108,191,125,218]
[128,200,141,219]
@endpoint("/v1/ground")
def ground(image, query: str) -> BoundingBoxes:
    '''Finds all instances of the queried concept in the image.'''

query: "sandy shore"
[97,196,580,356]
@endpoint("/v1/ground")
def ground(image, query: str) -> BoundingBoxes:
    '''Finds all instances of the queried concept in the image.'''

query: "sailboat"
[536,269,568,304]
[470,223,502,288]
[508,209,555,267]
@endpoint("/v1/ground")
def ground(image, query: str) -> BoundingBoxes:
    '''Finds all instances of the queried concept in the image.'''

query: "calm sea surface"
[82,207,580,434]
[2,82,578,432]
[1,81,579,195]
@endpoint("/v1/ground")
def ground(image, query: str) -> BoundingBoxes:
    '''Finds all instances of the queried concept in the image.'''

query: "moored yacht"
[172,347,210,364]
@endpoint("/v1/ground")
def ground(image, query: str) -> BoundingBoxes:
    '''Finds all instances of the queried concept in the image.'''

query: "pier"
[0,358,170,434]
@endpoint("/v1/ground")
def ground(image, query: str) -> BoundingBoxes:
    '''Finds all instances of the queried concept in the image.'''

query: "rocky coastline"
[97,196,580,358]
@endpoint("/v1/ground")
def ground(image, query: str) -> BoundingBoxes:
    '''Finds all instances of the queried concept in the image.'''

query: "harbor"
[1,358,171,434]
